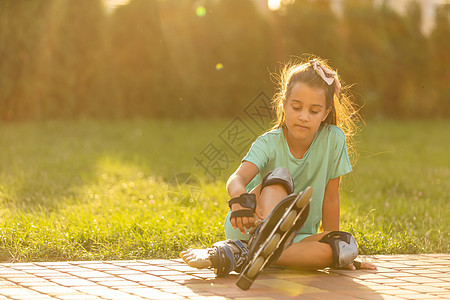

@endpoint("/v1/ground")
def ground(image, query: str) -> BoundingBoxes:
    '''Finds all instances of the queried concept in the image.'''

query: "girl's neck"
[282,127,315,159]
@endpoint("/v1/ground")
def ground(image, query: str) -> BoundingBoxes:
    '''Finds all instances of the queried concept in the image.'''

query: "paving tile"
[34,262,73,268]
[6,276,53,287]
[160,274,201,282]
[120,287,184,299]
[105,270,144,275]
[184,283,229,290]
[400,276,446,284]
[399,294,443,299]
[68,260,107,264]
[366,278,415,285]
[7,263,44,269]
[378,271,423,278]
[232,297,275,300]
[403,269,447,275]
[73,285,125,297]
[74,263,123,270]
[0,287,47,298]
[0,271,29,277]
[49,278,98,287]
[109,261,149,267]
[130,265,172,272]
[97,290,146,300]
[65,270,116,278]
[358,283,400,291]
[57,295,101,300]
[23,270,67,277]
[118,274,162,282]
[31,285,84,296]
[371,267,401,273]
[0,279,18,287]
[428,282,450,288]
[1,255,450,299]
[430,291,450,297]
[187,272,217,280]
[165,265,201,272]
[96,279,143,287]
[9,265,47,271]
[378,288,423,295]
[139,280,183,288]
[141,270,184,276]
[353,273,392,280]
[401,285,449,293]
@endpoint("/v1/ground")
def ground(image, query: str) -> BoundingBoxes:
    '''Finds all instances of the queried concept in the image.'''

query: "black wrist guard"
[228,193,256,219]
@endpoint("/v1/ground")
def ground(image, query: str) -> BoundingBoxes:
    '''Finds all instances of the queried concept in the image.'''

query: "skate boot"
[180,239,249,277]
[236,186,312,290]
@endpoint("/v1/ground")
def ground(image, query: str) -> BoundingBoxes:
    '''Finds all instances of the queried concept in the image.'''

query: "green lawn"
[0,119,448,262]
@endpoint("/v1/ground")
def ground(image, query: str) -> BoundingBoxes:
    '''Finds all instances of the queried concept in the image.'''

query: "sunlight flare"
[215,63,224,70]
[196,6,207,17]
[268,0,281,11]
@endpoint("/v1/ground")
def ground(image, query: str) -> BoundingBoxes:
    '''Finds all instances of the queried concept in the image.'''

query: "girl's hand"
[230,203,256,234]
[345,261,377,271]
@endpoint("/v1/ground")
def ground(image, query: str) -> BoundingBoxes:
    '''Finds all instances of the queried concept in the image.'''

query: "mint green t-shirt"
[224,124,352,242]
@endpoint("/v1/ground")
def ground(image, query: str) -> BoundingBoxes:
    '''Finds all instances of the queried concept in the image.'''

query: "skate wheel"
[296,186,313,208]
[247,256,264,278]
[279,211,297,232]
[263,233,281,257]
[236,274,254,290]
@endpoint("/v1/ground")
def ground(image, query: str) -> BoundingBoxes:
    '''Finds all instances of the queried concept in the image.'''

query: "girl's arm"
[226,161,259,233]
[226,161,259,197]
[322,176,341,231]
[322,176,378,271]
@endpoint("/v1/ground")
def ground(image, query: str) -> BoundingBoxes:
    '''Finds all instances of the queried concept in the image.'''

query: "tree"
[0,0,54,120]
[44,0,107,118]
[109,0,175,118]
[429,4,450,117]
[277,0,342,62]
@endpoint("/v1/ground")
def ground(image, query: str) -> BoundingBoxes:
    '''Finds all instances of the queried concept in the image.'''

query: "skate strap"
[230,210,254,218]
[228,193,256,211]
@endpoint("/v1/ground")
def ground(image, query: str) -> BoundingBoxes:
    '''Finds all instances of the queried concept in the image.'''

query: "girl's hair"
[271,56,362,164]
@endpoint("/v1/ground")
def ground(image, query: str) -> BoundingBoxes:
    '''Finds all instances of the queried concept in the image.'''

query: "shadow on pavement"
[181,266,384,299]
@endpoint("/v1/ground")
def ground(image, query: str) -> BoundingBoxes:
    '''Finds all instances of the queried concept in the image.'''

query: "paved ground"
[0,254,448,299]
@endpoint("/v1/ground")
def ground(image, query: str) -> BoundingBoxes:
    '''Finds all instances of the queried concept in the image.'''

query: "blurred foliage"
[0,0,449,121]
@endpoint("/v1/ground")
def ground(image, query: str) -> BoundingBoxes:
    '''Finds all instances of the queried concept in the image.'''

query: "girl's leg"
[255,184,289,220]
[275,232,333,269]
[257,184,334,270]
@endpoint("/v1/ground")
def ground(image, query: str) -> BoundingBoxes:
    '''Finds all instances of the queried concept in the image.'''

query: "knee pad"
[319,231,358,269]
[261,167,294,195]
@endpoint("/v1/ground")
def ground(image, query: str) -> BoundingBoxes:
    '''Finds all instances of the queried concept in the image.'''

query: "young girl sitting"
[181,57,376,277]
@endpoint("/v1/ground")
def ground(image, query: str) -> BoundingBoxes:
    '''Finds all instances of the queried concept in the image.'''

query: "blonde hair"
[271,56,362,164]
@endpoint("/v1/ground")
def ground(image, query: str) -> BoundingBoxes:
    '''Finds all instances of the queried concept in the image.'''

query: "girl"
[181,57,376,275]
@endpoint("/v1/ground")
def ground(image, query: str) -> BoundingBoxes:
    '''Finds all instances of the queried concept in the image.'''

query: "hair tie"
[309,60,341,99]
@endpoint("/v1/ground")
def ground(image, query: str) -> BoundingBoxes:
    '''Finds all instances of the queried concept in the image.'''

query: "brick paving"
[0,254,448,299]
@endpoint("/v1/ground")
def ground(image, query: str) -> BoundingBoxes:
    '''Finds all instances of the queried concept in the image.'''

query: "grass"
[0,119,448,262]
[342,120,449,254]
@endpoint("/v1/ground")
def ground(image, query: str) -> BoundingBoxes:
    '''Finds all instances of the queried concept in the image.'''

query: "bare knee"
[256,184,288,219]
[256,167,294,219]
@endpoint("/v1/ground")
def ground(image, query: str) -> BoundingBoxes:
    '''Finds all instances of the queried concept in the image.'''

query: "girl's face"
[284,82,331,144]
